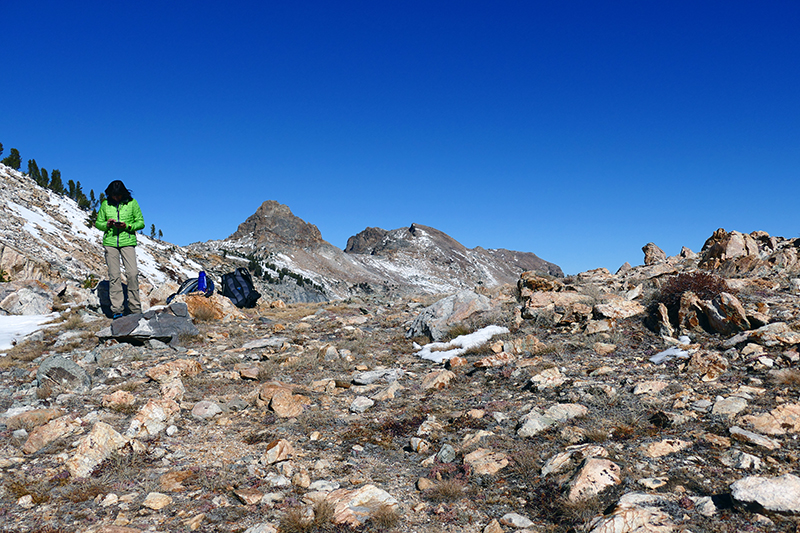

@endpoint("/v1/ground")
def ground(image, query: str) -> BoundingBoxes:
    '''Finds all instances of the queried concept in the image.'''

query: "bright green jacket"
[95,198,145,247]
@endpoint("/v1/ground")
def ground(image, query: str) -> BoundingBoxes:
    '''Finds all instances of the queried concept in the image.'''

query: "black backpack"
[166,276,215,304]
[221,267,261,308]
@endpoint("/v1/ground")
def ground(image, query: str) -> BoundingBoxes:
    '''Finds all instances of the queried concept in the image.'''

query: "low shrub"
[655,271,730,313]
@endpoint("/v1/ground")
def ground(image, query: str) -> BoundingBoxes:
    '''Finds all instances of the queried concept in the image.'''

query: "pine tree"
[49,169,64,194]
[150,224,156,238]
[158,229,163,240]
[0,143,3,156]
[27,159,41,184]
[67,179,77,199]
[1,148,21,170]
[40,168,49,188]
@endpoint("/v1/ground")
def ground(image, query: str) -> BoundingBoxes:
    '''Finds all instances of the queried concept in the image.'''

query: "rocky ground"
[2,230,800,533]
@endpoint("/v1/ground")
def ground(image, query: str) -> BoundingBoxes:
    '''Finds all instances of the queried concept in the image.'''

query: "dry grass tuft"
[312,499,336,528]
[3,339,46,365]
[62,478,108,503]
[189,298,221,322]
[368,504,401,531]
[280,504,313,533]
[423,479,465,502]
[4,474,52,504]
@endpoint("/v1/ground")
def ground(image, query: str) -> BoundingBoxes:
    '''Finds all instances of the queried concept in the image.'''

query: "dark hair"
[105,180,133,203]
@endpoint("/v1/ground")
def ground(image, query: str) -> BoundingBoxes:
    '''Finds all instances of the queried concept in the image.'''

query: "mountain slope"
[215,200,563,298]
[0,164,202,288]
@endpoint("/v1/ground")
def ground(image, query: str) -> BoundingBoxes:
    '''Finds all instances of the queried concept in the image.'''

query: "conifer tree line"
[1,142,101,219]
[2,142,163,237]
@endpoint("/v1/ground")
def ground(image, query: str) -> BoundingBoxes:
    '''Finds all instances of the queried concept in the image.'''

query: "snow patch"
[415,325,510,363]
[0,314,59,353]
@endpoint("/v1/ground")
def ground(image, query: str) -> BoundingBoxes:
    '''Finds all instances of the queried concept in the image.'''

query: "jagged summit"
[228,200,325,248]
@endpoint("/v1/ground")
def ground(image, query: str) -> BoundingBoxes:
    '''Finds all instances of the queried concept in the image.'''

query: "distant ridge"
[214,200,563,299]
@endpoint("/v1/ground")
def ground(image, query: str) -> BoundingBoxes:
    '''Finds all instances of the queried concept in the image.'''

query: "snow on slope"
[1,164,201,286]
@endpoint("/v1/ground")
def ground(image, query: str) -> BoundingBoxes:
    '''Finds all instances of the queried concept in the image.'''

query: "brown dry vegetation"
[1,277,800,533]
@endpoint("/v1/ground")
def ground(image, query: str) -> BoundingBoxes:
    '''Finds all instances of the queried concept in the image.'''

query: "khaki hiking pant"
[104,245,141,315]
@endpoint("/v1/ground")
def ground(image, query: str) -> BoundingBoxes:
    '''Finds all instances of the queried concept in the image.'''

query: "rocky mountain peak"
[228,200,325,248]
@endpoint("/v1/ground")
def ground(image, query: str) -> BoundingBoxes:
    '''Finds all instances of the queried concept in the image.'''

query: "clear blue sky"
[3,1,799,275]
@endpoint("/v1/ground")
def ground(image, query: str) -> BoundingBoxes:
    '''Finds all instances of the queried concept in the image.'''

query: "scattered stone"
[644,439,692,458]
[749,322,800,347]
[731,474,800,513]
[742,402,800,435]
[258,382,309,417]
[102,390,136,410]
[642,243,667,265]
[5,408,62,432]
[371,381,402,401]
[235,363,262,380]
[483,519,504,533]
[263,439,294,464]
[160,470,194,492]
[235,487,264,505]
[126,399,180,438]
[567,458,622,501]
[594,299,645,320]
[729,426,781,450]
[350,396,374,413]
[586,492,675,533]
[160,378,186,402]
[594,342,617,355]
[712,396,748,418]
[242,336,290,350]
[638,477,668,489]
[632,381,668,395]
[703,292,750,335]
[474,352,517,368]
[517,403,588,437]
[36,355,91,393]
[353,368,403,385]
[142,492,172,510]
[66,422,130,478]
[435,444,456,463]
[405,290,493,341]
[0,280,54,315]
[146,358,203,382]
[541,444,608,477]
[243,524,277,533]
[686,351,728,381]
[22,414,81,454]
[463,448,508,475]
[530,366,565,390]
[421,369,455,390]
[99,304,200,346]
[417,477,435,491]
[499,512,535,528]
[324,484,398,526]
[720,450,762,470]
[191,400,223,420]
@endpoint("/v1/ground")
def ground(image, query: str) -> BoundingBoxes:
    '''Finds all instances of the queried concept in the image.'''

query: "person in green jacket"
[95,180,145,318]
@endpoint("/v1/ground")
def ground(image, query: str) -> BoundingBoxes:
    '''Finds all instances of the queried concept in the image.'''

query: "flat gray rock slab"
[97,304,198,346]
